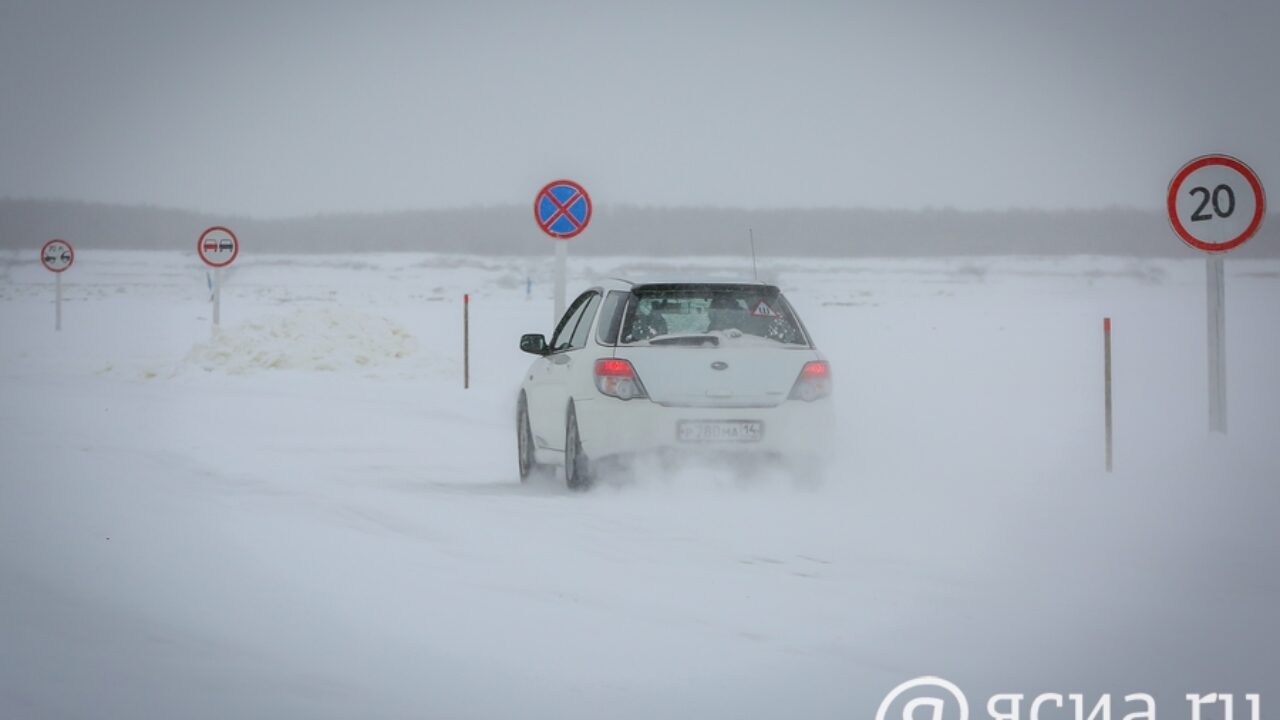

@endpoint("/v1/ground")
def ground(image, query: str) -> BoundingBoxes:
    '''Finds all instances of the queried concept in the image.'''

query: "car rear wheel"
[564,403,593,492]
[517,394,539,482]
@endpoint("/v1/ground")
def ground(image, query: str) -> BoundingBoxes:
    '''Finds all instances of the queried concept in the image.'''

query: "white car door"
[526,292,597,452]
[542,292,602,449]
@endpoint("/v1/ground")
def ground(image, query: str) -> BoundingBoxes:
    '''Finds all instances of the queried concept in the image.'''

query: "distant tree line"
[1,198,1275,257]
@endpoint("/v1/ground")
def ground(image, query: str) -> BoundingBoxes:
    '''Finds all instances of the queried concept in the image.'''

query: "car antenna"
[749,228,759,281]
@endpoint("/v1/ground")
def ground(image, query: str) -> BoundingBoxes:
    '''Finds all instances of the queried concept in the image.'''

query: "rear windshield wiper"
[647,335,720,347]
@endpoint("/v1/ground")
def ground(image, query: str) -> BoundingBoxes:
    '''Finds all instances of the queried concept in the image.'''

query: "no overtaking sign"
[198,226,239,268]
[197,225,238,329]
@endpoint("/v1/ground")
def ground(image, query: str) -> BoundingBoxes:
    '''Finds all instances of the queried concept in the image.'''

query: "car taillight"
[788,360,832,401]
[595,358,648,401]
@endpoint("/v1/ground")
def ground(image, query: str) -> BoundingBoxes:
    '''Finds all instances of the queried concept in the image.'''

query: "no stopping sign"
[1167,155,1266,253]
[534,180,592,239]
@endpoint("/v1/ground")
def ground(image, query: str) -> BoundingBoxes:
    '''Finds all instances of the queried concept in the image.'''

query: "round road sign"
[534,180,592,239]
[40,239,74,273]
[198,226,239,268]
[1167,154,1266,253]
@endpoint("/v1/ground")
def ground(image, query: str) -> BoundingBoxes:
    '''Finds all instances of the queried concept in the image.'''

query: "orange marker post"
[1104,317,1113,472]
[464,294,470,389]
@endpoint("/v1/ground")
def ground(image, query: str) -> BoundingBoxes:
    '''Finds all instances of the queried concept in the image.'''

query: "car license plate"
[676,420,764,443]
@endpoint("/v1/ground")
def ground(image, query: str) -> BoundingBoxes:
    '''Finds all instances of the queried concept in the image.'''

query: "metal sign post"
[1206,256,1227,433]
[213,268,222,327]
[553,240,567,320]
[534,179,592,325]
[40,239,74,331]
[1167,154,1266,435]
[197,226,239,333]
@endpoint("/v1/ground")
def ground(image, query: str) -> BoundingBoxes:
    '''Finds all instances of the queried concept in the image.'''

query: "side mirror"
[520,333,549,355]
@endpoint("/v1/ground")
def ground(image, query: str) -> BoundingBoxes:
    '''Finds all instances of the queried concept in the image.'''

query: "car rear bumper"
[571,394,835,463]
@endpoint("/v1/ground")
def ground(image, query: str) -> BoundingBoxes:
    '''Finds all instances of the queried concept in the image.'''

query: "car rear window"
[618,285,808,346]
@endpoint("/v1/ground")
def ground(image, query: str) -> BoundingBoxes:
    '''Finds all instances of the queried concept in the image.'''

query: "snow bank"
[182,307,417,374]
[3,251,1278,719]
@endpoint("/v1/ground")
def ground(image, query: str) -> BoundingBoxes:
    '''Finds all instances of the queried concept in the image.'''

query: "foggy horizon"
[3,1,1277,219]
[11,195,1277,257]
[0,193,1197,221]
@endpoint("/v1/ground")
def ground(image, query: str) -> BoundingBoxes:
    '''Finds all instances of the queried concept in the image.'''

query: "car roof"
[630,281,780,294]
[596,278,777,293]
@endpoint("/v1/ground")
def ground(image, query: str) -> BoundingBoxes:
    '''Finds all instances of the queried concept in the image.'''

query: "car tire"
[564,402,593,492]
[517,393,539,482]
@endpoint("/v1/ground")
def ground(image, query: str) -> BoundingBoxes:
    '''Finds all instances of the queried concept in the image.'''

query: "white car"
[516,280,834,490]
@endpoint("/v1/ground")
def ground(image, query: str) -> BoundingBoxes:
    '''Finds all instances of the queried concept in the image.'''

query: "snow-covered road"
[2,252,1277,718]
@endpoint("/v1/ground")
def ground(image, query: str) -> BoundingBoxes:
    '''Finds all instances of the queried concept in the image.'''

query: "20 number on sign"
[1188,184,1234,222]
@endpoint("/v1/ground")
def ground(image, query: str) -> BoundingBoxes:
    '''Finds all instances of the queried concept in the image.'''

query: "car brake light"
[595,358,648,401]
[788,360,832,401]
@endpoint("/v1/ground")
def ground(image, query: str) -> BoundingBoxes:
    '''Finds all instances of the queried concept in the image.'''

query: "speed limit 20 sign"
[1167,154,1266,253]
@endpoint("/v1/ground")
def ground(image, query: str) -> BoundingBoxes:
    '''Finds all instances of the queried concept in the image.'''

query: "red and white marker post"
[1167,154,1266,434]
[1103,317,1113,472]
[463,293,470,389]
[197,226,239,332]
[40,239,75,331]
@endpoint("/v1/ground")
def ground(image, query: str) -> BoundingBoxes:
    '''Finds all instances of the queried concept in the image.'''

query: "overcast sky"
[1,0,1276,218]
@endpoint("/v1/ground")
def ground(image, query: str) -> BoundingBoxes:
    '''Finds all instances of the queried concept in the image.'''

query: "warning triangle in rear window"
[750,300,781,317]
